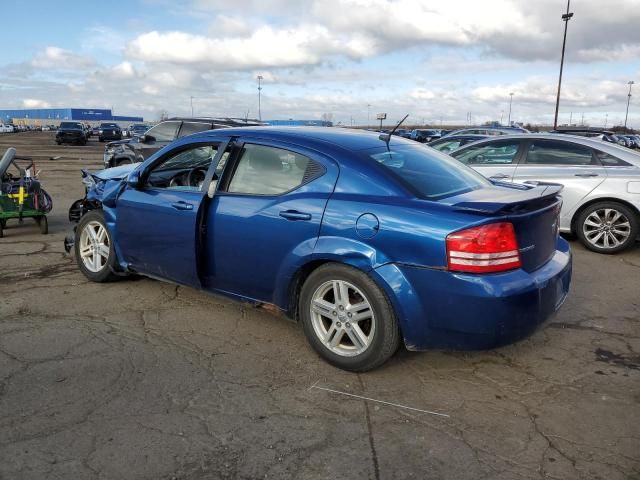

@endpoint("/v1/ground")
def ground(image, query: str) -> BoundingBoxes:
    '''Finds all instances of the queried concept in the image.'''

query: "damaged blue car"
[67,127,572,371]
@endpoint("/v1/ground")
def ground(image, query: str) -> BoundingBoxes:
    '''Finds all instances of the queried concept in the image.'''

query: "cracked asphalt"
[1,132,639,480]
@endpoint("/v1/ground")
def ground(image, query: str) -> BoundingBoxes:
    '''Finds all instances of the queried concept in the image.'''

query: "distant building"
[265,119,333,127]
[0,108,143,126]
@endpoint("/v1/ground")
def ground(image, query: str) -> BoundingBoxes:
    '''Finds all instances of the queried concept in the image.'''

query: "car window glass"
[453,140,521,165]
[525,140,595,165]
[146,145,218,191]
[595,150,632,167]
[178,122,212,138]
[145,121,180,142]
[366,144,489,200]
[227,144,315,195]
[432,139,463,152]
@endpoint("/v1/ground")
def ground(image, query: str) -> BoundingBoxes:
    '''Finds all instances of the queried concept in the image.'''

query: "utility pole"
[569,112,573,125]
[508,92,514,125]
[604,113,608,128]
[553,0,574,129]
[190,96,194,117]
[367,104,371,129]
[257,75,263,122]
[624,80,635,129]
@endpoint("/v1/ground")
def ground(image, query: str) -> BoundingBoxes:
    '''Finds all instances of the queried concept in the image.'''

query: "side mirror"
[126,170,141,189]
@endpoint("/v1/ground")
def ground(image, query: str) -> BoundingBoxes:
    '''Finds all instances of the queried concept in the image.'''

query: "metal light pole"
[507,92,514,125]
[604,113,608,128]
[257,75,263,122]
[367,104,371,129]
[190,96,194,117]
[624,80,635,129]
[553,0,574,129]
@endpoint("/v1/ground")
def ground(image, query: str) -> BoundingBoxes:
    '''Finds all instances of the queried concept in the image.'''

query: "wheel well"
[571,197,640,234]
[286,260,331,321]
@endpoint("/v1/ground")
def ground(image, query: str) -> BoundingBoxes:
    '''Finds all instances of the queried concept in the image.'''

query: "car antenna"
[379,114,409,146]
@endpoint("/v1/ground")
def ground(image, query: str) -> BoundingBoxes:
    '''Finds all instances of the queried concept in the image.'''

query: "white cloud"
[22,99,51,108]
[111,61,137,79]
[31,47,95,70]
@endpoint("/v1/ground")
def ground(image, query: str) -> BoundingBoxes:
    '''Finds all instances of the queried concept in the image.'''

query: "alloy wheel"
[582,208,631,250]
[310,280,376,357]
[79,221,110,272]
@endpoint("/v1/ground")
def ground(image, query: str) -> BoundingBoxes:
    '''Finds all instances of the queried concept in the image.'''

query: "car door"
[136,120,182,161]
[204,140,338,303]
[512,139,607,222]
[451,138,524,181]
[115,141,224,286]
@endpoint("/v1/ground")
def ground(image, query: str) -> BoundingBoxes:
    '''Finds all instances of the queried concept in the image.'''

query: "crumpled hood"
[94,162,142,180]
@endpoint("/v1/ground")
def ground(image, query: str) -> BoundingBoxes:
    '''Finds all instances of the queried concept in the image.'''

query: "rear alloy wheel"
[577,202,638,254]
[300,263,399,371]
[74,210,118,282]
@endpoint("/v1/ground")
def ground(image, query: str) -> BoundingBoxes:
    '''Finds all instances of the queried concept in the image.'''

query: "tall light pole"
[190,96,194,117]
[367,104,371,129]
[553,0,574,129]
[624,80,635,129]
[604,113,608,128]
[507,92,514,125]
[257,75,263,122]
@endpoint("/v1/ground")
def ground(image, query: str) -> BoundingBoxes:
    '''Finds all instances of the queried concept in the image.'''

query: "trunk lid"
[444,183,563,272]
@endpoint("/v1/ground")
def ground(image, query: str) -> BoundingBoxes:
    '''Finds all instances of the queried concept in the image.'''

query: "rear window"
[364,144,490,200]
[60,122,82,129]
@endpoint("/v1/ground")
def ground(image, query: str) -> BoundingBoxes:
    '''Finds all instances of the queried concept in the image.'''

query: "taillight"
[446,222,521,273]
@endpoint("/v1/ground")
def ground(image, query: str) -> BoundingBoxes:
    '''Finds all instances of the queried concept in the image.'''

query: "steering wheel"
[186,167,207,189]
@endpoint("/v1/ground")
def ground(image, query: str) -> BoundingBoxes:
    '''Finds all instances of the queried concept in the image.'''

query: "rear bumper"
[372,238,572,350]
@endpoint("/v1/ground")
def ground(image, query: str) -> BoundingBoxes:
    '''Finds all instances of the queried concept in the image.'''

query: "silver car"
[448,134,640,253]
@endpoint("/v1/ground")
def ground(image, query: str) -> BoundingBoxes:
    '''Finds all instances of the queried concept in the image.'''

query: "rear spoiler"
[452,182,563,215]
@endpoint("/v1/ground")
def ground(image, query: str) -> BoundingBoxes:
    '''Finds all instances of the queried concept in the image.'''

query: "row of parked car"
[54,122,151,145]
[0,123,55,133]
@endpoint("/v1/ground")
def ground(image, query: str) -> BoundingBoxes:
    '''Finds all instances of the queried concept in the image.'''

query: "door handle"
[171,201,194,211]
[574,173,599,177]
[279,210,312,221]
[490,173,509,179]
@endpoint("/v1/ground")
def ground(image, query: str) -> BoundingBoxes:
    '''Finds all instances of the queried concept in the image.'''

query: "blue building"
[0,108,143,125]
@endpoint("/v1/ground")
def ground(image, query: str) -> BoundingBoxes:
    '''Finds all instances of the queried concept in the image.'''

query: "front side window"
[525,140,595,165]
[365,144,489,200]
[227,144,317,195]
[145,121,181,142]
[145,144,218,191]
[452,140,521,165]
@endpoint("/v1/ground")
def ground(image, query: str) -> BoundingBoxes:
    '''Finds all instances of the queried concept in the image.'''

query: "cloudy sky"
[2,0,640,126]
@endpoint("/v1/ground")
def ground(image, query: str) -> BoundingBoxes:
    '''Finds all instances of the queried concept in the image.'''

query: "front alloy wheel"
[300,263,400,371]
[577,202,638,254]
[74,210,118,282]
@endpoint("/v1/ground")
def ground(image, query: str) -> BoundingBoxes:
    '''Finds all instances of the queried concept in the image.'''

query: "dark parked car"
[102,117,263,168]
[56,122,87,146]
[128,123,150,138]
[427,134,488,152]
[98,123,123,142]
[91,126,101,136]
[68,127,571,371]
[410,129,441,143]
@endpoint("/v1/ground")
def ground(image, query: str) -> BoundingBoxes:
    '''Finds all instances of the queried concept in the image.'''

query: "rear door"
[512,139,607,222]
[204,140,338,303]
[452,138,524,181]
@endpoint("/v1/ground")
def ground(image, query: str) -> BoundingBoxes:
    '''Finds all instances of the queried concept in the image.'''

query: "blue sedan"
[68,127,572,371]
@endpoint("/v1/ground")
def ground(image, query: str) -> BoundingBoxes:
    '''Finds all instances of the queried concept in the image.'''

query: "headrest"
[0,147,17,178]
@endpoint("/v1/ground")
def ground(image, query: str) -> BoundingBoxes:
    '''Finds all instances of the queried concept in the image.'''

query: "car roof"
[188,126,417,151]
[167,117,264,126]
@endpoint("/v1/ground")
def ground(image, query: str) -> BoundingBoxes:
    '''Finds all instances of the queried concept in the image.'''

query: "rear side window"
[365,144,489,200]
[178,122,212,138]
[595,150,631,167]
[430,139,464,152]
[227,144,322,195]
[524,140,596,165]
[452,140,521,165]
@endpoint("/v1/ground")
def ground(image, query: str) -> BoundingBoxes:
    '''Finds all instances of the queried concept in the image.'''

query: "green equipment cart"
[0,147,53,238]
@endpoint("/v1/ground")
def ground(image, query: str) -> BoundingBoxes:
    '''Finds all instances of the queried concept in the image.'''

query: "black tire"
[576,201,639,254]
[299,263,400,372]
[74,210,118,282]
[36,215,48,234]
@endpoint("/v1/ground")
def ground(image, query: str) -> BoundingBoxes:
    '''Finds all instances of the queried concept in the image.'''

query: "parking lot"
[0,131,639,479]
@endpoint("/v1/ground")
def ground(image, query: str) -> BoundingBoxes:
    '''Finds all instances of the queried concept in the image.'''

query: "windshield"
[363,144,490,200]
[60,122,83,129]
[101,123,119,128]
